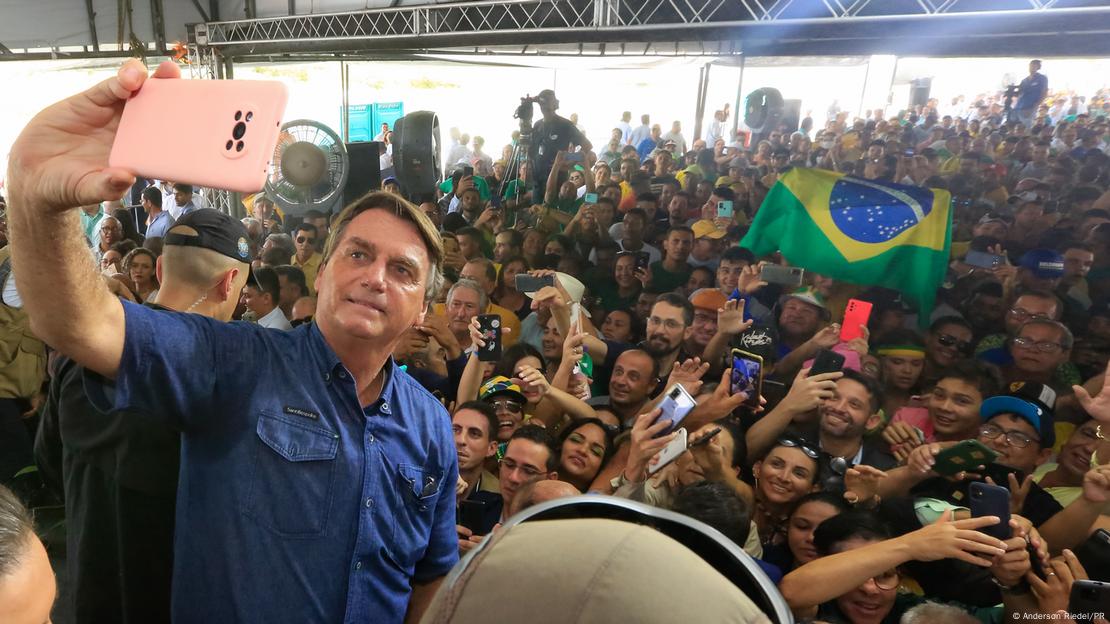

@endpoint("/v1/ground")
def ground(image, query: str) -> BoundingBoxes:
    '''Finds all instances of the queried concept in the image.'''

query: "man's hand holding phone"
[624,408,678,484]
[8,59,181,213]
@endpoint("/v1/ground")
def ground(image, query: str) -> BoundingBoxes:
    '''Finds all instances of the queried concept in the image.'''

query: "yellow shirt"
[432,301,521,348]
[291,252,322,295]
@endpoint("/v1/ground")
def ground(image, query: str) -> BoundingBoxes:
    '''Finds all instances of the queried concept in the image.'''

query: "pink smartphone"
[109,78,288,193]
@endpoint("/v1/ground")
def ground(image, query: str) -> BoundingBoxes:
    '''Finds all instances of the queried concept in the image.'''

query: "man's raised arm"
[6,59,181,378]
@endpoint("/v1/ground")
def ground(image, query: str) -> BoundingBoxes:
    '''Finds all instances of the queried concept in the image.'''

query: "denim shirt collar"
[306,320,398,414]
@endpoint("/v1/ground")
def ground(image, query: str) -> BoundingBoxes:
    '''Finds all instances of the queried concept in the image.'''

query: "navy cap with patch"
[165,208,252,263]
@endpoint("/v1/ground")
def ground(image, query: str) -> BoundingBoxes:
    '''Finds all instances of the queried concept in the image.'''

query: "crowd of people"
[3,57,1110,623]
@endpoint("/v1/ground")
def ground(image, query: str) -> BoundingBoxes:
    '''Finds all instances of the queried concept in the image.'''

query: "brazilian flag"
[741,168,952,319]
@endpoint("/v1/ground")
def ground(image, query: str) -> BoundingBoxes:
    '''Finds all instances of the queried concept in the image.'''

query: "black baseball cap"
[164,208,252,263]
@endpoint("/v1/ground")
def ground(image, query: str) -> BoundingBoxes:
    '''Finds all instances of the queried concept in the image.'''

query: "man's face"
[241,285,269,316]
[313,209,431,347]
[667,196,688,222]
[1019,268,1060,293]
[973,220,1009,240]
[663,231,693,264]
[499,439,553,506]
[1063,248,1095,281]
[716,259,746,294]
[979,414,1047,473]
[928,377,984,440]
[460,190,481,214]
[966,293,1005,329]
[276,275,301,310]
[419,203,441,228]
[253,200,274,221]
[620,161,636,180]
[634,292,658,319]
[594,201,615,227]
[295,229,317,257]
[1005,295,1058,334]
[819,378,877,440]
[453,408,496,472]
[460,262,494,295]
[778,298,822,340]
[493,232,518,263]
[690,307,718,349]
[927,323,973,367]
[608,351,655,409]
[645,301,690,357]
[174,187,191,207]
[100,249,122,273]
[457,234,482,261]
[1011,323,1069,375]
[446,287,481,332]
[1032,145,1049,163]
[622,214,645,242]
[614,255,638,288]
[1015,203,1044,228]
[635,199,658,218]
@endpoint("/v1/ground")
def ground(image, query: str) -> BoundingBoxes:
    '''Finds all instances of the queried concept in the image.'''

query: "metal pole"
[84,0,100,51]
[693,62,710,142]
[732,55,746,145]
[341,61,350,143]
[857,57,871,120]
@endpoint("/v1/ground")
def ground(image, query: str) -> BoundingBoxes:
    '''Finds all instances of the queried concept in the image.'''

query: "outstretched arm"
[7,59,182,379]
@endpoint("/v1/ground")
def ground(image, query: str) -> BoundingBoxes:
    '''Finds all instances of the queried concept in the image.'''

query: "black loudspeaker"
[910,78,932,108]
[393,111,441,203]
[781,99,802,133]
[743,87,784,134]
[343,141,383,206]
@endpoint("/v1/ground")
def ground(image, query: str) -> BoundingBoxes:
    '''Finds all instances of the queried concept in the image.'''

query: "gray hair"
[900,602,980,624]
[447,278,488,312]
[265,233,296,257]
[0,484,34,578]
[1017,318,1074,350]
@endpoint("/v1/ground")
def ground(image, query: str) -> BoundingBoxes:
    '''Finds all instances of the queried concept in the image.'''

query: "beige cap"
[420,518,772,624]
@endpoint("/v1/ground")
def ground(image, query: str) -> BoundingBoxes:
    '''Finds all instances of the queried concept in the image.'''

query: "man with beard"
[772,288,839,379]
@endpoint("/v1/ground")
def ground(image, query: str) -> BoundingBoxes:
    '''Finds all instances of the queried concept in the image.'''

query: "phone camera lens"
[236,141,244,152]
[246,111,254,122]
[225,140,233,151]
[234,111,242,121]
[233,121,247,140]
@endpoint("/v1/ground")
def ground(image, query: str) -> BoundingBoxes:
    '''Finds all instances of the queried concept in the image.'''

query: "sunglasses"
[489,400,524,414]
[296,236,316,244]
[777,437,819,460]
[936,333,973,354]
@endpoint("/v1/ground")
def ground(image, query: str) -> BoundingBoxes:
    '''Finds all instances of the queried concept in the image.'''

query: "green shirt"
[649,261,692,293]
[439,176,491,201]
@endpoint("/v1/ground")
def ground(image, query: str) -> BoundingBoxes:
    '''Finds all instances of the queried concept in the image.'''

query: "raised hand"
[882,421,924,463]
[8,59,181,213]
[1074,364,1110,425]
[843,465,887,505]
[810,323,842,349]
[1082,463,1110,504]
[625,408,677,484]
[666,357,710,396]
[778,367,841,416]
[717,297,752,336]
[737,263,768,295]
[514,364,550,397]
[897,509,1007,567]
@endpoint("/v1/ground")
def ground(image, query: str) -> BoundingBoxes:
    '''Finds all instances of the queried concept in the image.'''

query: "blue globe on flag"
[829,177,935,244]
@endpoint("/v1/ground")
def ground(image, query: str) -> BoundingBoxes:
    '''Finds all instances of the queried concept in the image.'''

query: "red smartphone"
[840,299,873,343]
[110,78,288,193]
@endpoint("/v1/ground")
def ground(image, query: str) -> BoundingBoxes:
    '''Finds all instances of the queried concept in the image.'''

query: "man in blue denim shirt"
[6,59,458,624]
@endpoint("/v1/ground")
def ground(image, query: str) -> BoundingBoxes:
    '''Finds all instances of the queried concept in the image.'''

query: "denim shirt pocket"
[243,412,339,538]
[387,463,443,571]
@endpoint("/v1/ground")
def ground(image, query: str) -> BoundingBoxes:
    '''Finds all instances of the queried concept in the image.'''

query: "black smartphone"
[635,252,650,271]
[759,264,805,287]
[1074,528,1110,581]
[515,274,555,293]
[476,314,502,362]
[457,499,488,534]
[688,427,722,449]
[1027,542,1046,580]
[970,482,1011,540]
[809,349,846,376]
[1070,580,1110,619]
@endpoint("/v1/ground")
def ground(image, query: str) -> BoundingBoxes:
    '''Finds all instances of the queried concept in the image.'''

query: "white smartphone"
[648,427,688,476]
[570,301,582,375]
[655,384,697,437]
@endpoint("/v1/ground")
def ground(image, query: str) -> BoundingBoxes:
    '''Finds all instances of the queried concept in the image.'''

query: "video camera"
[515,96,536,124]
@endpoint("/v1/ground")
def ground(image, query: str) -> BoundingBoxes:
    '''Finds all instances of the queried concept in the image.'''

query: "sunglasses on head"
[936,333,973,354]
[777,437,819,460]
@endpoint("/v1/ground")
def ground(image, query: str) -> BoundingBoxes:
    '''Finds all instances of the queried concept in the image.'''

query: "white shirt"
[258,307,293,331]
[629,124,652,148]
[617,121,633,145]
[2,271,22,308]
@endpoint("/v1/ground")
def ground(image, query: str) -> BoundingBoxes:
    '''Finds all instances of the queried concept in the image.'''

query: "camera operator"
[526,90,592,199]
[1012,59,1048,127]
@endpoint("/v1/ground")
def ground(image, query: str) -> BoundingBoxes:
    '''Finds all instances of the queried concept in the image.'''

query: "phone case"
[759,264,804,287]
[635,253,650,270]
[964,250,1004,270]
[648,428,688,476]
[970,482,1011,540]
[110,78,289,193]
[655,385,697,436]
[809,349,846,376]
[730,349,763,408]
[476,315,502,362]
[840,299,873,343]
[457,499,488,534]
[717,200,734,218]
[1070,580,1110,616]
[933,440,999,476]
[1074,529,1110,582]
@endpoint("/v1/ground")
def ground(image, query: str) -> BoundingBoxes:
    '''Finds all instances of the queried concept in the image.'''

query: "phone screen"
[730,353,762,407]
[515,274,554,293]
[655,385,696,436]
[584,192,599,204]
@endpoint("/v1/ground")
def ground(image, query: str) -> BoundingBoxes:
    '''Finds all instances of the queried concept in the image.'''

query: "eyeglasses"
[936,333,973,354]
[980,423,1038,449]
[648,316,684,331]
[500,457,544,478]
[1012,336,1066,353]
[1008,307,1050,323]
[489,400,524,414]
[777,437,820,460]
[869,569,901,591]
[296,236,316,244]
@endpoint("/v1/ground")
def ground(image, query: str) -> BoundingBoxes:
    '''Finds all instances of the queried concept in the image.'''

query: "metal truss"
[189,0,1110,59]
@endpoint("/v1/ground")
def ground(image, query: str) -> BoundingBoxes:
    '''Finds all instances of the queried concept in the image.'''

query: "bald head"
[509,480,580,517]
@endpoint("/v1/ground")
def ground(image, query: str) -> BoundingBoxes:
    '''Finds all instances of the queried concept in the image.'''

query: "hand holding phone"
[729,349,763,408]
[475,314,502,362]
[809,349,846,376]
[648,428,688,476]
[654,384,697,436]
[584,192,599,204]
[970,482,1011,540]
[840,299,873,343]
[717,200,734,219]
[932,440,998,477]
[515,273,555,294]
[759,264,804,287]
[457,499,489,534]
